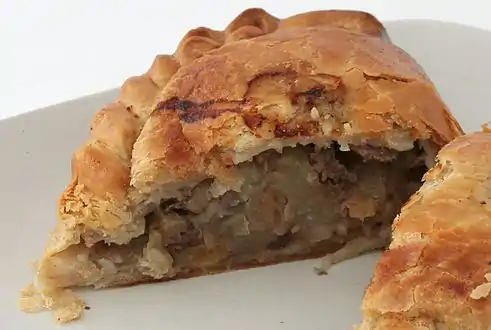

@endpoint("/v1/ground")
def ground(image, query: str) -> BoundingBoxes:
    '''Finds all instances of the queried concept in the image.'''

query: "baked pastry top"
[359,127,491,330]
[20,8,463,324]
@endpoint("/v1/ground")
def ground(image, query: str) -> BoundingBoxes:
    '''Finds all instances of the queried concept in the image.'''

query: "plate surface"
[1,20,491,330]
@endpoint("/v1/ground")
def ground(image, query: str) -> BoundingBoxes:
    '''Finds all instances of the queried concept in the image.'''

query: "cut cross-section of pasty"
[20,8,463,323]
[358,127,491,330]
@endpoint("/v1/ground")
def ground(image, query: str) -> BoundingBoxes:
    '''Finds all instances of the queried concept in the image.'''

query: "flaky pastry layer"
[359,128,491,330]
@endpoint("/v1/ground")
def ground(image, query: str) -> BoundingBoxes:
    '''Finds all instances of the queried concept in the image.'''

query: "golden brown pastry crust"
[131,19,463,195]
[50,7,465,256]
[56,8,417,248]
[359,129,491,330]
[23,7,464,324]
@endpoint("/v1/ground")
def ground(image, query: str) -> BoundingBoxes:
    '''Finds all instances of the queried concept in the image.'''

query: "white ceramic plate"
[1,20,491,330]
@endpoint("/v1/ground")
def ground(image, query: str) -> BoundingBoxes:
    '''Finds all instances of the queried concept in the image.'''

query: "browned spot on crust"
[156,97,195,112]
[274,121,319,138]
[242,113,265,130]
[371,243,425,286]
[446,280,467,297]
[156,97,245,123]
[293,87,325,105]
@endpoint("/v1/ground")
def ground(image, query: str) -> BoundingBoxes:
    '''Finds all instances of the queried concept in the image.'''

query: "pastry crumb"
[20,283,85,324]
[19,284,46,313]
[314,233,389,275]
[470,283,491,300]
[314,256,333,275]
[53,299,85,324]
[310,107,320,120]
[470,273,491,300]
